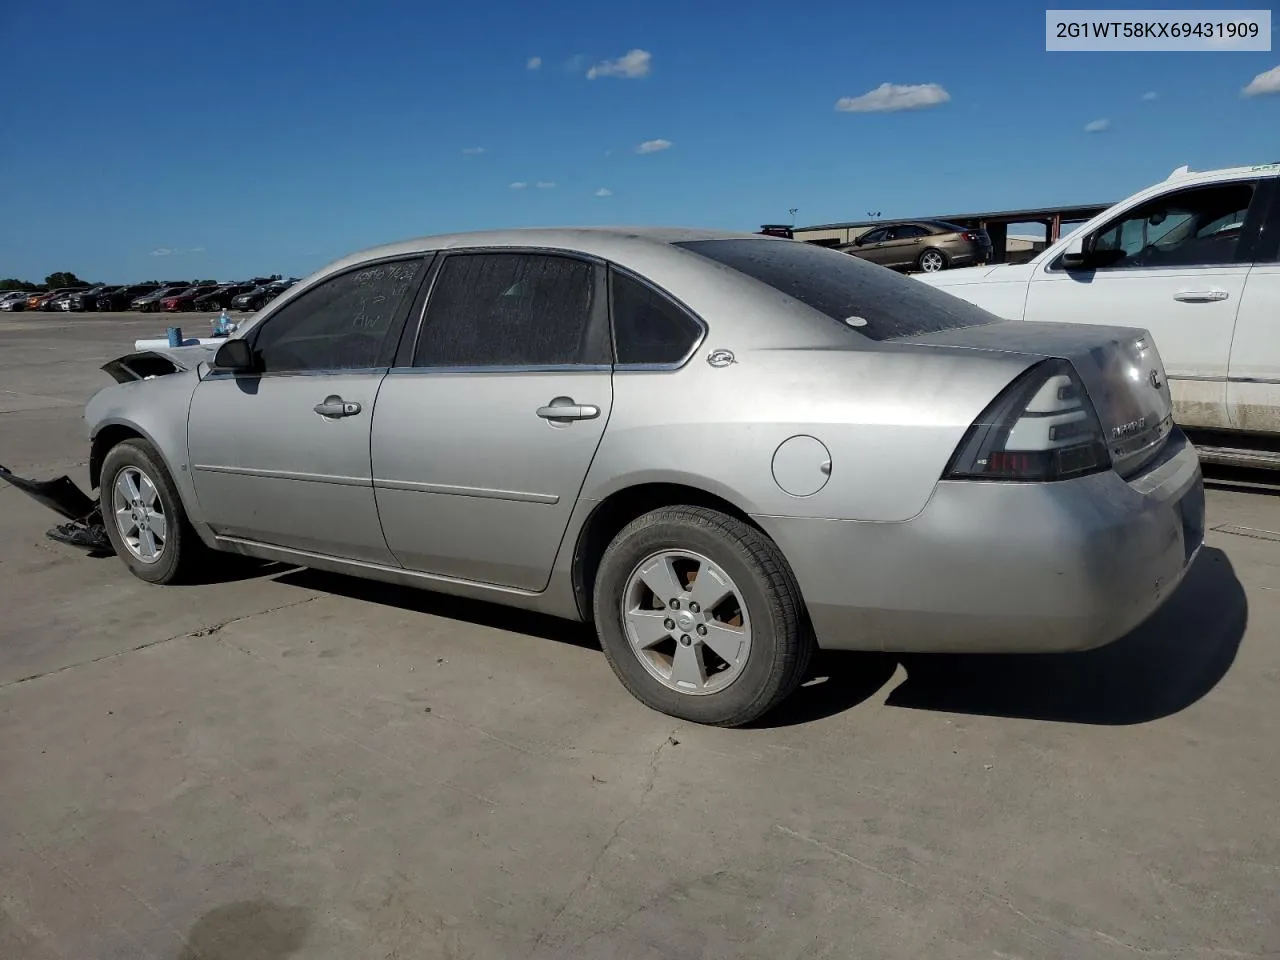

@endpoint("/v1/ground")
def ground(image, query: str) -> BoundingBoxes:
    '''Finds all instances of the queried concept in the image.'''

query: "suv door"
[1021,177,1269,430]
[1225,175,1280,432]
[186,256,428,562]
[370,250,614,591]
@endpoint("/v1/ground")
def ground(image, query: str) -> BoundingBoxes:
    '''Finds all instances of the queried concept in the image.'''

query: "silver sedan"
[85,228,1204,726]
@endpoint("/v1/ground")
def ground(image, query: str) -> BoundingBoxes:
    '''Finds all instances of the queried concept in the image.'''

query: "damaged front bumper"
[0,463,113,554]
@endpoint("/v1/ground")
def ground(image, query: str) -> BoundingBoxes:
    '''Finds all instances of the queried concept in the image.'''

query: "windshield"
[674,238,1001,341]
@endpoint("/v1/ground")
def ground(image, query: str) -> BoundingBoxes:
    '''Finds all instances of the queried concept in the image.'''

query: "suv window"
[675,238,1000,341]
[252,257,425,373]
[1089,181,1257,268]
[610,269,703,365]
[413,252,606,367]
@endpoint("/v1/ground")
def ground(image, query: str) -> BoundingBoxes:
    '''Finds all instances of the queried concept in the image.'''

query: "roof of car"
[318,226,763,275]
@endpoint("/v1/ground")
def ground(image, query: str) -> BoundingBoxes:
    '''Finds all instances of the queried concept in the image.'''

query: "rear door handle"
[314,395,362,418]
[537,397,600,422]
[1173,289,1229,303]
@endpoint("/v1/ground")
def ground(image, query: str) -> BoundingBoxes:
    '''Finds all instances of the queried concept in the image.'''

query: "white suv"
[918,162,1280,467]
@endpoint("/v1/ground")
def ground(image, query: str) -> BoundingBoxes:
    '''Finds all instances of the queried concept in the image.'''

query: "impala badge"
[1149,369,1163,390]
[1112,418,1146,440]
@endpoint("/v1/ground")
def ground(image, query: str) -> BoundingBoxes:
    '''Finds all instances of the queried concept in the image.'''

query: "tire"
[99,438,210,585]
[592,505,815,727]
[917,248,947,273]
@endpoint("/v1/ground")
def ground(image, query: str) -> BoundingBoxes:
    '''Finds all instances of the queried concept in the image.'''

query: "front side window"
[252,257,425,373]
[675,237,1000,341]
[1088,181,1257,269]
[413,252,606,367]
[860,228,888,244]
[610,268,704,365]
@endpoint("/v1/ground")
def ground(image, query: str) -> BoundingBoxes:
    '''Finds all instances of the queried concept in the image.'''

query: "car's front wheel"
[100,438,208,584]
[593,506,814,727]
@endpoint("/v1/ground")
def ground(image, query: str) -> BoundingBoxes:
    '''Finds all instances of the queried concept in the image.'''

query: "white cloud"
[509,181,528,190]
[150,248,173,257]
[635,138,672,154]
[526,56,542,70]
[564,54,586,73]
[462,146,486,155]
[1141,91,1158,101]
[835,82,950,113]
[188,246,206,254]
[587,49,652,80]
[1242,64,1280,97]
[594,187,613,197]
[1084,118,1111,133]
[536,181,556,189]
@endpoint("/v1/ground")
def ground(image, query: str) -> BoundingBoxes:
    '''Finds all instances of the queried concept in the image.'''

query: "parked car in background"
[97,284,161,311]
[85,227,1202,727]
[0,291,31,311]
[230,278,297,312]
[841,220,992,273]
[131,285,191,313]
[192,283,255,312]
[917,161,1280,469]
[160,283,219,312]
[65,285,118,311]
[35,287,87,311]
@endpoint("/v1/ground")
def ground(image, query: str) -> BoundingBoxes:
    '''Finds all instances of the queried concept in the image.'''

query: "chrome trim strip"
[203,366,388,380]
[192,464,371,487]
[373,478,558,504]
[387,364,612,376]
[1168,375,1280,385]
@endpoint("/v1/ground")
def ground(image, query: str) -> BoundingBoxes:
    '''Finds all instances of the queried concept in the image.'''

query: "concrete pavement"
[2,314,1278,959]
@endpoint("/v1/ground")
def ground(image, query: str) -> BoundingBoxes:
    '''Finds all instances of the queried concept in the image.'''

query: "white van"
[917,162,1280,469]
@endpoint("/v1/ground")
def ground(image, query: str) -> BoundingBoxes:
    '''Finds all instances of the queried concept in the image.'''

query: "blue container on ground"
[167,326,183,347]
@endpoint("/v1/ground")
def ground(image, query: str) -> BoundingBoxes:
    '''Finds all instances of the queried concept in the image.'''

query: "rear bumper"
[759,430,1204,653]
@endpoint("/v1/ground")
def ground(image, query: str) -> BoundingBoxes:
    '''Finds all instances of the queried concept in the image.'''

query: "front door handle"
[1173,288,1229,303]
[314,395,362,418]
[537,397,601,422]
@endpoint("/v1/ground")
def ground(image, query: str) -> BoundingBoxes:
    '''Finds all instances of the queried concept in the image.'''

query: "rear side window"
[413,253,608,367]
[675,238,1000,341]
[610,269,703,365]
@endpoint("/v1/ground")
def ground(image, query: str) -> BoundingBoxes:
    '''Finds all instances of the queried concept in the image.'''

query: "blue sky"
[1,0,1277,282]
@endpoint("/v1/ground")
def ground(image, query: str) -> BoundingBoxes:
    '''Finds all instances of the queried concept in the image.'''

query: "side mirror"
[853,235,867,246]
[212,338,256,373]
[1060,233,1091,269]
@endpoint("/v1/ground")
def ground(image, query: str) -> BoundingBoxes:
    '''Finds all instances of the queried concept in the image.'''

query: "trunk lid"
[903,319,1175,477]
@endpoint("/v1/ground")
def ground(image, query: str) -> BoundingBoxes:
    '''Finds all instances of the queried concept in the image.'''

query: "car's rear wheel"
[100,438,209,585]
[917,248,947,272]
[592,505,814,727]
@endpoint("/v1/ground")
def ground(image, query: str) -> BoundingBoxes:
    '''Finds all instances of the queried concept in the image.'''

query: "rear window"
[674,238,1001,341]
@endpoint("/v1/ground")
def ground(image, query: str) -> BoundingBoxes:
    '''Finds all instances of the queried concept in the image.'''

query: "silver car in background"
[84,228,1204,726]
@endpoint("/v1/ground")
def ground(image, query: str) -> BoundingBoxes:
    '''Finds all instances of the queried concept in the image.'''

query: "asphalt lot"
[2,312,1279,960]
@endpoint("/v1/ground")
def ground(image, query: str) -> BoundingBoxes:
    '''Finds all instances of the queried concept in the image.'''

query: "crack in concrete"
[529,724,683,954]
[0,595,321,690]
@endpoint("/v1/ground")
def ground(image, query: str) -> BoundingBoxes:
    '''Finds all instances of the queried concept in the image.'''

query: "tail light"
[943,359,1111,482]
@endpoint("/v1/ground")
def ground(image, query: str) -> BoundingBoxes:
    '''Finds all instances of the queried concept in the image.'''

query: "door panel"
[1226,264,1280,433]
[1022,266,1245,430]
[371,370,613,590]
[188,372,395,563]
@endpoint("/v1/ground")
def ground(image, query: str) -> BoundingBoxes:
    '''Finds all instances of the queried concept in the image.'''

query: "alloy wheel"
[111,466,167,563]
[621,550,752,695]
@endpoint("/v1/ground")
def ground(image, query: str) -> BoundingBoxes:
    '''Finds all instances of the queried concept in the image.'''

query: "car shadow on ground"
[272,568,603,651]
[765,546,1246,728]
[271,548,1244,730]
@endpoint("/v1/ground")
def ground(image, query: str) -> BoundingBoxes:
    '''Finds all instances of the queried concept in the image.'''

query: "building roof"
[796,203,1113,233]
